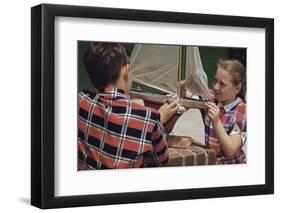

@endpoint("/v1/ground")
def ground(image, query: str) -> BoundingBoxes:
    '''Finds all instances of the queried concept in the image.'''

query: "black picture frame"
[31,3,274,209]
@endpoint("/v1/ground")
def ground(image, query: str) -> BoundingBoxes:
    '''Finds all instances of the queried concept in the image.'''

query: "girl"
[205,59,246,164]
[185,59,246,164]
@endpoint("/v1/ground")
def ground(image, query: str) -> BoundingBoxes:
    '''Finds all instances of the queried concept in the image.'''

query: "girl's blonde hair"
[217,59,246,102]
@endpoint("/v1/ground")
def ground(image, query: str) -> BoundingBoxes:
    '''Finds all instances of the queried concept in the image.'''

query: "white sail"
[185,47,212,99]
[130,44,180,94]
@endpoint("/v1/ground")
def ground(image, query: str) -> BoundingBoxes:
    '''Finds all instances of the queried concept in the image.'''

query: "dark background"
[78,41,246,92]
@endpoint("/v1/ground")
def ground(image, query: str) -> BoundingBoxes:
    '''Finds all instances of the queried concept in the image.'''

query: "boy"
[78,43,177,169]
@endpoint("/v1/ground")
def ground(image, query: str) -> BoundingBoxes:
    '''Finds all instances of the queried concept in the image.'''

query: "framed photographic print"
[31,3,274,209]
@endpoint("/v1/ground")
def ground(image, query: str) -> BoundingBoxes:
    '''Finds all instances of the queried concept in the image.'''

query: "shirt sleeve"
[229,123,241,135]
[143,114,169,167]
[229,113,247,147]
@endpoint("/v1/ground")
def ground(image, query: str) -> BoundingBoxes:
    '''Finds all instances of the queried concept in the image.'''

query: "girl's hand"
[206,102,220,126]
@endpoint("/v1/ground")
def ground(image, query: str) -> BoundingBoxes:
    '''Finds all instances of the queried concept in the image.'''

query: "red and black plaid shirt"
[78,87,169,169]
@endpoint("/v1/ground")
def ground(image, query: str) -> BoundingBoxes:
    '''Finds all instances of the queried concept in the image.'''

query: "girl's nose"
[213,82,220,90]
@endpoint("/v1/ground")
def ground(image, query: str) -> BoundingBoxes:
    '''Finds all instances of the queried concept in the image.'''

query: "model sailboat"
[129,44,211,135]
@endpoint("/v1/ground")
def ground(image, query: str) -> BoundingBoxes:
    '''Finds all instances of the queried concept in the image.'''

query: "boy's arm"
[144,115,169,167]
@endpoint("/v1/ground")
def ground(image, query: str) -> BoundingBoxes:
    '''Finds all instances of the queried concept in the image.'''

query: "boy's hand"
[159,101,178,124]
[206,102,220,126]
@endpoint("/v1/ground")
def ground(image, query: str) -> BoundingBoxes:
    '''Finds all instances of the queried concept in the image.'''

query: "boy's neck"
[107,83,130,95]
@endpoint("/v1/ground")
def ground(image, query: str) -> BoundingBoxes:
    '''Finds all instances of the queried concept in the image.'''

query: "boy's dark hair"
[84,43,130,91]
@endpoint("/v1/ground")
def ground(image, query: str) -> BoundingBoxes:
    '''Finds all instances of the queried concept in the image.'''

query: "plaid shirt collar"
[100,86,129,100]
[217,97,241,112]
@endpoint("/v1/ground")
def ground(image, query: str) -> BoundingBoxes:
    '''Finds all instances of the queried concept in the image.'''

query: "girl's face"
[213,68,241,105]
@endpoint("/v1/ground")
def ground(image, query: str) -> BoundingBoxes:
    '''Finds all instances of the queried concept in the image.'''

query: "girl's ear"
[235,83,242,95]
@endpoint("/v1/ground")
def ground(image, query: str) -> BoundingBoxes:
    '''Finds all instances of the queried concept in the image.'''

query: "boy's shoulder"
[130,100,160,121]
[78,90,97,99]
